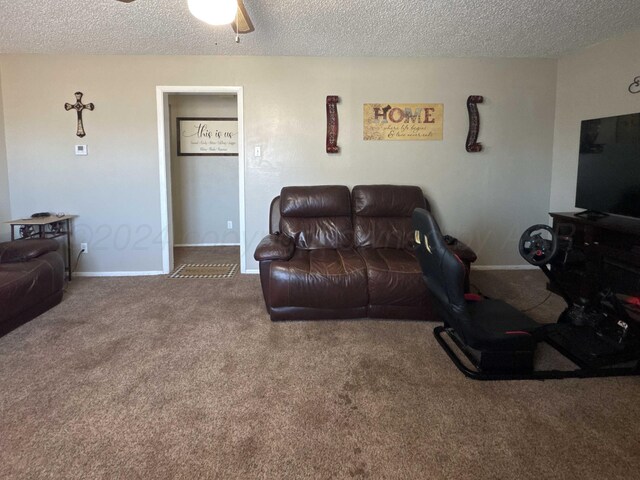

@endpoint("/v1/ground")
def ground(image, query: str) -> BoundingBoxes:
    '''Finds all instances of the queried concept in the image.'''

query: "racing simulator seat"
[412,208,640,380]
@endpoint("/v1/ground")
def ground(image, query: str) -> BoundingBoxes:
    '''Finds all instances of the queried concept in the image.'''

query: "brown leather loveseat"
[0,239,65,336]
[254,185,476,321]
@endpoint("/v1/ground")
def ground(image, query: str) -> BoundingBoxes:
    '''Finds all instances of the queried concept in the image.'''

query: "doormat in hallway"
[169,263,238,279]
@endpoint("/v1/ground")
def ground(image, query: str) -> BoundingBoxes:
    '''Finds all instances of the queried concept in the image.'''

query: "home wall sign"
[363,103,443,141]
[629,76,640,94]
[64,92,94,138]
[177,117,239,156]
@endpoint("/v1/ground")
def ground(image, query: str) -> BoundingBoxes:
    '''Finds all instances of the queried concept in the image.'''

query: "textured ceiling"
[0,0,638,57]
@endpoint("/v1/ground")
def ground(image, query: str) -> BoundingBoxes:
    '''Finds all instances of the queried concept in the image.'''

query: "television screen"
[576,112,640,218]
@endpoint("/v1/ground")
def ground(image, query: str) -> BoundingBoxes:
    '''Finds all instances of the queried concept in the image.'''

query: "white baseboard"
[244,268,259,274]
[174,243,240,247]
[472,265,538,271]
[74,271,165,277]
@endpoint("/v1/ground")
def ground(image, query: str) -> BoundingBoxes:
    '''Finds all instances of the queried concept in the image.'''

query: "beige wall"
[0,67,10,241]
[0,54,558,273]
[550,29,640,213]
[169,94,239,246]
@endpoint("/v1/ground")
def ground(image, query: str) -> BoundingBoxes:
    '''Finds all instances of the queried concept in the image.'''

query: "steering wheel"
[519,224,558,266]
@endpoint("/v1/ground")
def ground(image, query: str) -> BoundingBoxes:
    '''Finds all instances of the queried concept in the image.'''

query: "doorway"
[156,86,246,274]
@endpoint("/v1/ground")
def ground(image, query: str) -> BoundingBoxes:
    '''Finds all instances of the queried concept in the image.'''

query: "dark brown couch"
[254,185,476,321]
[0,239,65,336]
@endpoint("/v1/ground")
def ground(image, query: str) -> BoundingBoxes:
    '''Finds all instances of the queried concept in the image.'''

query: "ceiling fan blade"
[232,0,255,34]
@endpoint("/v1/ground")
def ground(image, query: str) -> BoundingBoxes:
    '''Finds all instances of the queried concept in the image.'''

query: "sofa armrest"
[0,239,60,264]
[254,234,295,262]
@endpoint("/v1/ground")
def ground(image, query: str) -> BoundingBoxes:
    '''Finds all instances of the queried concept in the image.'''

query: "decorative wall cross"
[64,92,94,137]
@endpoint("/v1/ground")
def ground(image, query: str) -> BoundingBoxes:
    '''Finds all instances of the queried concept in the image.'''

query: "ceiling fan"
[115,0,255,34]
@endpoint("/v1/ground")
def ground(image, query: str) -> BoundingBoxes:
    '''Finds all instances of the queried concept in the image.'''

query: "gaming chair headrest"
[412,208,449,259]
[412,208,466,312]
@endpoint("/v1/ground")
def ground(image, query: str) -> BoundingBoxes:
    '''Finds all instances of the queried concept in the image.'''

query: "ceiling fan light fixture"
[188,0,238,26]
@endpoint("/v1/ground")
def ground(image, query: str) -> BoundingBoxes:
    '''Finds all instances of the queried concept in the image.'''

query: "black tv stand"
[550,212,640,299]
[574,210,609,220]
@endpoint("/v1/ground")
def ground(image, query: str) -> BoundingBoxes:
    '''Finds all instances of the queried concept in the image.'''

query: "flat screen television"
[576,112,640,219]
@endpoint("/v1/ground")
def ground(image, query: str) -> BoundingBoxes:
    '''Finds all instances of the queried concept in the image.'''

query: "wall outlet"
[227,221,233,230]
[80,243,88,254]
[75,145,88,155]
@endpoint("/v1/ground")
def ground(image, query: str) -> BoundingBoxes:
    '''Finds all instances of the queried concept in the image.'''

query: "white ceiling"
[0,0,638,58]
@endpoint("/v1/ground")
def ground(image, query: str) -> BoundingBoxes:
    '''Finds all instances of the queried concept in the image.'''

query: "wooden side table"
[4,215,77,281]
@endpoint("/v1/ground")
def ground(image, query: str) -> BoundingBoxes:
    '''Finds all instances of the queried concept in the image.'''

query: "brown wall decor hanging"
[64,92,94,137]
[326,96,340,153]
[465,95,483,152]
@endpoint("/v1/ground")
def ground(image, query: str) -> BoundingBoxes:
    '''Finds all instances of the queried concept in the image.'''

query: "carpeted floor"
[1,248,639,479]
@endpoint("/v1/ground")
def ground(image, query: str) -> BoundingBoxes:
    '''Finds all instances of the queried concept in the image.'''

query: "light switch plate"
[75,145,88,155]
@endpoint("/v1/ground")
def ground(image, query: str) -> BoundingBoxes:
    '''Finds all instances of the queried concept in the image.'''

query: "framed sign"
[177,117,239,156]
[363,103,444,141]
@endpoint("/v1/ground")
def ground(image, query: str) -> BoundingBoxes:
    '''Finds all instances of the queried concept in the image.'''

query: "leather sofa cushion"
[280,217,354,250]
[280,185,353,249]
[352,185,426,249]
[358,248,429,308]
[269,248,368,309]
[281,185,351,217]
[0,239,60,264]
[353,217,416,250]
[352,185,425,217]
[0,252,64,324]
